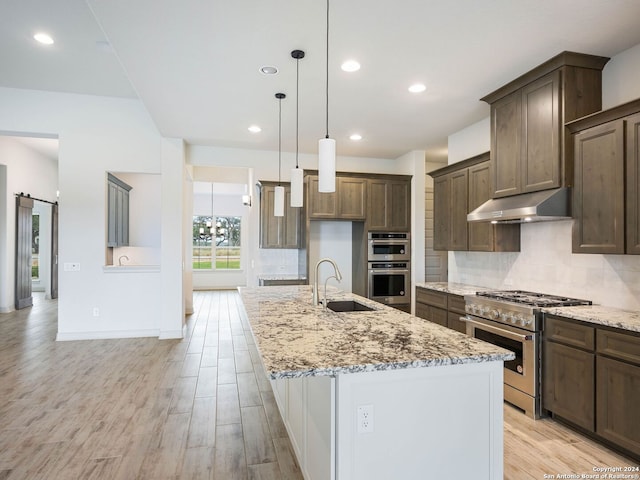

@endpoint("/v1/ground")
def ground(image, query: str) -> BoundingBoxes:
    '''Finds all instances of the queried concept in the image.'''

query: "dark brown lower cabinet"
[415,287,467,332]
[415,302,447,328]
[543,341,595,431]
[596,354,640,456]
[543,314,640,459]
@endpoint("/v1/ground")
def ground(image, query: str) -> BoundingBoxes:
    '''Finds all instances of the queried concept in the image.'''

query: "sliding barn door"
[50,203,58,299]
[15,195,34,309]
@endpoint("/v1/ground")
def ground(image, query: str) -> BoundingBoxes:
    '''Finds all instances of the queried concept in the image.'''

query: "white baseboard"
[0,305,15,313]
[56,329,160,341]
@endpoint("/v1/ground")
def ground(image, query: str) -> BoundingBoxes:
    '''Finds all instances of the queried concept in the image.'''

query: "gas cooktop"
[475,290,592,308]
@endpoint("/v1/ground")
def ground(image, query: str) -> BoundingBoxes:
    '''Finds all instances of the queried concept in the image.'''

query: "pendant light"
[290,49,305,207]
[318,0,336,193]
[274,92,286,217]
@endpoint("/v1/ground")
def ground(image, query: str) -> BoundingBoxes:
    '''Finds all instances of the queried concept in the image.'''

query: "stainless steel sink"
[326,300,374,312]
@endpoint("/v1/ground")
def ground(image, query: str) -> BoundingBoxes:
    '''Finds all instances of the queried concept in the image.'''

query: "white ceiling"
[2,0,640,160]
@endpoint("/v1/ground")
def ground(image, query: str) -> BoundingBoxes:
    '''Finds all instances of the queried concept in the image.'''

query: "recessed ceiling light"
[34,32,54,45]
[259,66,278,75]
[349,134,362,141]
[341,60,360,72]
[248,125,262,133]
[408,83,426,93]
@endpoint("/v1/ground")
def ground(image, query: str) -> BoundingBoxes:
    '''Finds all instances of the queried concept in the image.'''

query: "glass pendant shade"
[274,185,285,217]
[290,167,304,207]
[318,137,336,192]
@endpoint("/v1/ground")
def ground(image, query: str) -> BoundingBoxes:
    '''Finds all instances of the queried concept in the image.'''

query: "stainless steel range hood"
[467,187,571,223]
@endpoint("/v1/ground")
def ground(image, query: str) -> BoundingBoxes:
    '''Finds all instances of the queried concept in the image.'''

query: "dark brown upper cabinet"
[481,51,609,199]
[258,182,302,249]
[429,152,520,252]
[567,98,640,254]
[367,178,411,231]
[306,174,367,221]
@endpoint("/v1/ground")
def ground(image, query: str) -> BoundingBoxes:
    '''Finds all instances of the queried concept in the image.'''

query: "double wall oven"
[463,291,591,419]
[367,232,410,309]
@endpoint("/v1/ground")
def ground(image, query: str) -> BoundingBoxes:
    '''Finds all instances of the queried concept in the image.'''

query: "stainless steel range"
[463,290,591,419]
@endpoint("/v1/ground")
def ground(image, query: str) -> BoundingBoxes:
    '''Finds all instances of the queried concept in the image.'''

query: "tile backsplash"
[449,220,640,310]
[256,248,300,276]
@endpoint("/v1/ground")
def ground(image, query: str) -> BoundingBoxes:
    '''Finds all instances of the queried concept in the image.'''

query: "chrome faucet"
[313,258,342,306]
[118,255,129,266]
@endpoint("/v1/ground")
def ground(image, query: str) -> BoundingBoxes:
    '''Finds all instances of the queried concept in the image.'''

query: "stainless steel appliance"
[367,261,410,307]
[367,232,410,261]
[462,290,591,419]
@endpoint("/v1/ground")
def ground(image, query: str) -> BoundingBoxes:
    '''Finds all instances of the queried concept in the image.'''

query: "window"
[32,213,40,280]
[193,215,241,270]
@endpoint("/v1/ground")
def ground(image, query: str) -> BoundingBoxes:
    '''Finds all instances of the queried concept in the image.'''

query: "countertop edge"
[267,352,517,379]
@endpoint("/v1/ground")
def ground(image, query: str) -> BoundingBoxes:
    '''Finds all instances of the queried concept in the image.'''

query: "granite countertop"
[414,281,491,296]
[544,305,640,333]
[238,285,514,379]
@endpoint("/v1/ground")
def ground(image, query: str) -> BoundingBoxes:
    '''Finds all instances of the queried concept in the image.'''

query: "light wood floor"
[0,291,637,479]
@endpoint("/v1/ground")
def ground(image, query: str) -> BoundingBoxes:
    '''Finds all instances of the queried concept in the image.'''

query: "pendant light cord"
[296,56,299,169]
[278,95,282,185]
[325,0,329,140]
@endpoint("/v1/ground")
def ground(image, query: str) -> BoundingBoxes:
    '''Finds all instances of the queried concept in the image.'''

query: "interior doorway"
[0,135,59,313]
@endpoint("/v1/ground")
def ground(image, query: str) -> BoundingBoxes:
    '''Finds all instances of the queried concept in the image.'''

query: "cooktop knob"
[489,309,500,320]
[515,314,524,324]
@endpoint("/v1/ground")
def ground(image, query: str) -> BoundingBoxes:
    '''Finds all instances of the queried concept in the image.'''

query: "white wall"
[0,136,58,312]
[446,42,640,311]
[0,86,185,339]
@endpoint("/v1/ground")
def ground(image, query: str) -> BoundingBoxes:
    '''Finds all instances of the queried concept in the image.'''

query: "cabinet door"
[433,175,449,251]
[260,185,300,248]
[627,113,640,255]
[543,341,595,431]
[449,169,468,251]
[521,71,561,193]
[596,356,640,456]
[119,187,129,246]
[388,181,410,231]
[367,179,388,230]
[447,311,467,334]
[307,176,337,219]
[283,189,301,248]
[107,181,118,247]
[260,186,281,248]
[337,177,366,219]
[573,120,625,254]
[468,162,493,251]
[491,90,522,197]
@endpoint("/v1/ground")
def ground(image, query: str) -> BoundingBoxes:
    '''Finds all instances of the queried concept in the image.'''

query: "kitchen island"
[238,286,514,480]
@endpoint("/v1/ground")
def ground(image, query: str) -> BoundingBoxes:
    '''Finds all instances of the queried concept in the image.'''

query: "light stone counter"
[238,285,514,379]
[414,281,491,296]
[544,305,640,333]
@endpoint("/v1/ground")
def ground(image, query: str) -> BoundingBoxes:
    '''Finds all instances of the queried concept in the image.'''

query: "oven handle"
[460,316,533,342]
[369,269,409,273]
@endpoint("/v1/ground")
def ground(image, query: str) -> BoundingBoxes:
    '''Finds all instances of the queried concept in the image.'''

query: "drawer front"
[545,316,595,351]
[415,288,447,309]
[448,294,466,315]
[597,329,640,366]
[447,311,467,334]
[416,302,447,327]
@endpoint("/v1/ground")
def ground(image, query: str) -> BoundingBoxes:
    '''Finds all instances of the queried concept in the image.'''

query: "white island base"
[272,361,504,480]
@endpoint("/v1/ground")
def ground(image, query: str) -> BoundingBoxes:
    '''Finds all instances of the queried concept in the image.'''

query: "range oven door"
[367,262,410,305]
[463,315,538,398]
[367,232,410,261]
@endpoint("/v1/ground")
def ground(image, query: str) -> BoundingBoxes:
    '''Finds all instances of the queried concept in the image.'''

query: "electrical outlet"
[64,262,81,272]
[357,404,374,433]
[92,307,100,317]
